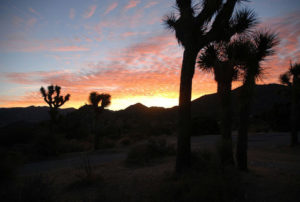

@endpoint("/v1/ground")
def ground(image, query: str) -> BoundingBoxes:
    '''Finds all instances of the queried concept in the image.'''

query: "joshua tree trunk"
[93,113,99,150]
[290,77,299,146]
[176,49,198,173]
[49,108,58,132]
[236,76,255,170]
[217,80,234,165]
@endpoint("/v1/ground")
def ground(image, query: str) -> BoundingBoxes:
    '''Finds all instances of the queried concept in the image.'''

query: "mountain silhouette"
[0,106,75,127]
[0,84,289,129]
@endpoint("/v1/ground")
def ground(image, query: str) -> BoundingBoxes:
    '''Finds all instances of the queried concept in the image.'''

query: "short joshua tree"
[89,92,111,150]
[280,62,300,146]
[40,85,70,125]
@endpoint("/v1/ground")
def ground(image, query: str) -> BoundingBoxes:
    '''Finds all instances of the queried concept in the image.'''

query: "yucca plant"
[198,42,241,165]
[233,31,279,170]
[40,85,70,125]
[89,92,111,150]
[280,62,300,146]
[163,0,257,172]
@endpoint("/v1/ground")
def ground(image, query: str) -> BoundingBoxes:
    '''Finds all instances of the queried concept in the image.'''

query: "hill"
[0,106,75,127]
[0,84,289,130]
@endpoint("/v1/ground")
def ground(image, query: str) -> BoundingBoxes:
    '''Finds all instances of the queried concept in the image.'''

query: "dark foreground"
[4,132,300,202]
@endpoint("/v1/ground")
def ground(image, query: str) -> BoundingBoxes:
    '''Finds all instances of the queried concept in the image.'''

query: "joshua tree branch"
[195,0,222,25]
[176,0,194,18]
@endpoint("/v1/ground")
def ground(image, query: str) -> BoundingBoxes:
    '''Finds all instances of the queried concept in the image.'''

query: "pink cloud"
[120,31,148,38]
[144,1,158,8]
[0,37,91,53]
[3,33,182,107]
[104,2,118,15]
[258,10,300,83]
[12,16,24,26]
[28,7,41,17]
[4,11,300,109]
[125,0,140,10]
[83,5,97,19]
[51,46,90,52]
[27,18,37,27]
[69,8,75,19]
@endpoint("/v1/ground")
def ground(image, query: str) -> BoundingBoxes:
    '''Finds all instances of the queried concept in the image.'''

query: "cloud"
[125,0,140,10]
[69,8,75,19]
[0,37,90,53]
[51,46,90,52]
[28,7,41,17]
[3,11,300,110]
[104,2,118,15]
[83,5,97,19]
[27,18,37,27]
[120,31,148,38]
[258,10,300,82]
[144,1,158,8]
[2,33,183,109]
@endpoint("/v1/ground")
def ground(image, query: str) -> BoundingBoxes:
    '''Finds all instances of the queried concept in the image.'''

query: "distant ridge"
[0,106,75,127]
[124,103,148,111]
[0,84,289,127]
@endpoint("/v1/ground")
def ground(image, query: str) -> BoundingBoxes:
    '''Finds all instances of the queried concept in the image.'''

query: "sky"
[0,0,299,110]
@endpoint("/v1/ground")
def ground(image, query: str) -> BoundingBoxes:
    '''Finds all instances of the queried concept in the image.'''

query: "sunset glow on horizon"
[1,0,300,110]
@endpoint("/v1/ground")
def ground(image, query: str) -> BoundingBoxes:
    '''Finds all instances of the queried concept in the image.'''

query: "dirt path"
[18,132,299,176]
[19,151,127,176]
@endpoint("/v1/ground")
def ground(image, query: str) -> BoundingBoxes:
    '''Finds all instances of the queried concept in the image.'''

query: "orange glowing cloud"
[2,11,300,110]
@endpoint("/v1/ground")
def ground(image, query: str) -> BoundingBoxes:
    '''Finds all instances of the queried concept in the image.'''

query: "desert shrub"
[118,137,131,146]
[0,122,37,147]
[76,155,93,181]
[19,174,57,202]
[69,154,103,190]
[126,137,175,166]
[152,150,243,202]
[65,124,90,140]
[192,116,220,136]
[0,149,22,186]
[148,123,173,136]
[216,139,234,167]
[32,132,63,158]
[59,139,92,153]
[98,137,115,149]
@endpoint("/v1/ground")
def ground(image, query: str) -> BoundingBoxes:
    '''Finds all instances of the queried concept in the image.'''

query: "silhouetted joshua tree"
[163,0,257,172]
[89,92,111,150]
[280,62,300,146]
[198,42,240,165]
[40,85,70,126]
[234,31,279,170]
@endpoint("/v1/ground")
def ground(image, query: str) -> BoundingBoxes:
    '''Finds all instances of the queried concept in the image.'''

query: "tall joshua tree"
[40,85,70,125]
[235,31,279,170]
[280,62,300,146]
[89,92,111,150]
[163,0,256,172]
[198,42,240,165]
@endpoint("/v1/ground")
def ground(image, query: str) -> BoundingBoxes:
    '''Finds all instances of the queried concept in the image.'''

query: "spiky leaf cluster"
[280,62,300,87]
[40,85,70,109]
[198,30,279,82]
[89,92,111,113]
[163,0,257,49]
[227,30,279,80]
